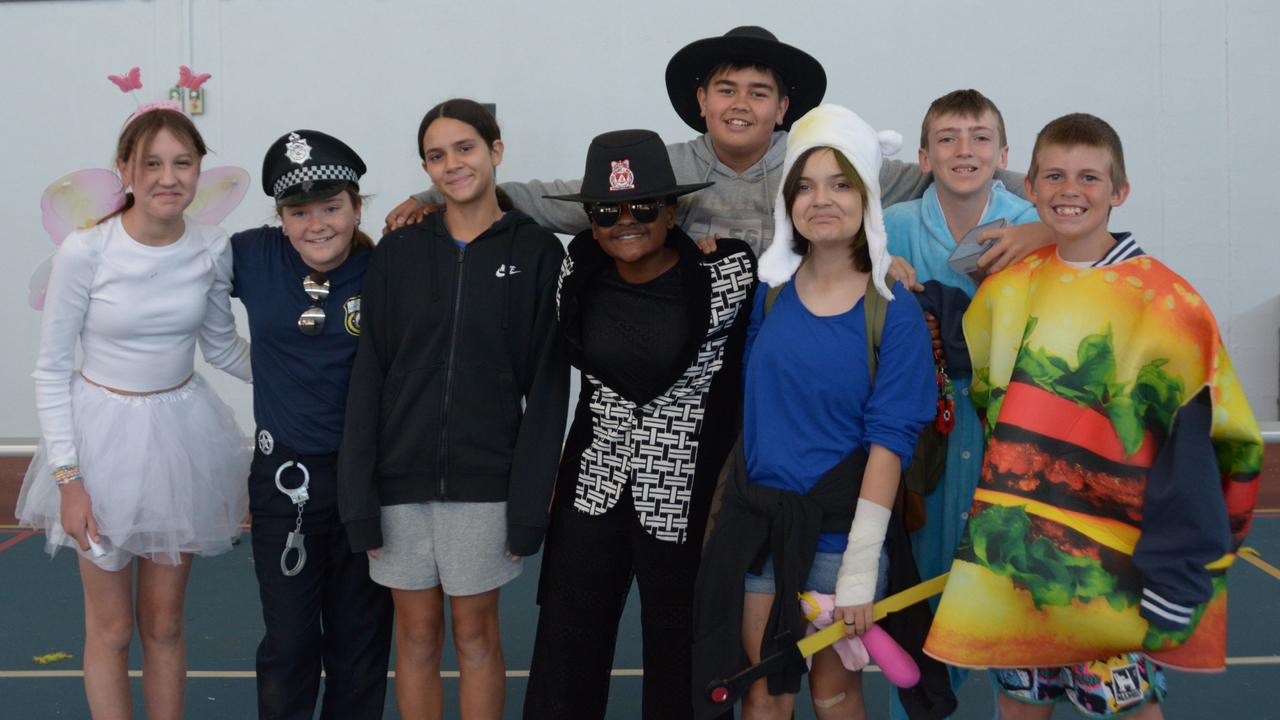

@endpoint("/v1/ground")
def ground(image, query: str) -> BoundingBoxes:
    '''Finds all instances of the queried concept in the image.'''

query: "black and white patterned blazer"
[555,228,756,543]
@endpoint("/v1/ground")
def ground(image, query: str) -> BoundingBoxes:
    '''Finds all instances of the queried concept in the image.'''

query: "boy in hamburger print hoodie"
[924,114,1262,719]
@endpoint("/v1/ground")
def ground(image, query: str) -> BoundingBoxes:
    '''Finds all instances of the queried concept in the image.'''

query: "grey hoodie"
[414,132,1026,257]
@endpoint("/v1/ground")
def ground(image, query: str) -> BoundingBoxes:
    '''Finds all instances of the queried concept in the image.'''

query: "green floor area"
[2,518,1278,718]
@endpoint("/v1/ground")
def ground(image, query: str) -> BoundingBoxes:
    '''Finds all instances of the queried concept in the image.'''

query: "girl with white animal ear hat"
[694,104,939,718]
[757,103,905,299]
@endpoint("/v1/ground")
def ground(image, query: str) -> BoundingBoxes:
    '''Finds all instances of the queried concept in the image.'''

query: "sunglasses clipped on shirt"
[297,272,330,336]
[584,199,667,228]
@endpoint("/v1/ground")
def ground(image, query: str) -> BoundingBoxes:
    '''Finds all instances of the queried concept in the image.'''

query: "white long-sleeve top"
[33,215,251,471]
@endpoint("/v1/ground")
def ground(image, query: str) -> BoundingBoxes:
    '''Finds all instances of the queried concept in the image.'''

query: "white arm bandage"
[835,498,891,607]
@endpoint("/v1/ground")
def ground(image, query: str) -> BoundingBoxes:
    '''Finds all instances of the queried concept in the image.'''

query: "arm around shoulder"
[198,229,251,382]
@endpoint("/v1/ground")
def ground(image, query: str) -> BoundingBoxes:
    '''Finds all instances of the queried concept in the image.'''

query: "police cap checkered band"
[272,165,361,199]
[261,129,367,199]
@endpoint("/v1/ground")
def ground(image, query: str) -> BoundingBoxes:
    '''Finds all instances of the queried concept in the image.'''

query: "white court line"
[4,658,1280,679]
[0,669,643,679]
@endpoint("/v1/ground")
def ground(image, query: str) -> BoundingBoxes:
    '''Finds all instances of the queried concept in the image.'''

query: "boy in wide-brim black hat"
[387,26,1046,273]
[387,26,836,257]
[522,128,756,719]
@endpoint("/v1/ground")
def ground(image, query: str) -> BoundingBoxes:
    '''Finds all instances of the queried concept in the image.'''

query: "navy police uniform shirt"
[231,226,370,455]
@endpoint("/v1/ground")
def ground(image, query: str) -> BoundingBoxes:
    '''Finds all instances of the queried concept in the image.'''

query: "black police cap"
[262,130,366,205]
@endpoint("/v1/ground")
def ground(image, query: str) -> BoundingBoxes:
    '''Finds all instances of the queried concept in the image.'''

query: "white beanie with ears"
[757,103,903,300]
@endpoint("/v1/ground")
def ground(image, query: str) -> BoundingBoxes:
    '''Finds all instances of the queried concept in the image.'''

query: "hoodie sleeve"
[879,160,1029,206]
[996,168,1028,199]
[415,180,591,236]
[338,245,391,552]
[505,237,571,556]
[1132,387,1230,633]
[879,159,933,208]
[197,230,252,382]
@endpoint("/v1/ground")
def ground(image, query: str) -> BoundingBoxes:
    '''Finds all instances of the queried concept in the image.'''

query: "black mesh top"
[580,263,691,405]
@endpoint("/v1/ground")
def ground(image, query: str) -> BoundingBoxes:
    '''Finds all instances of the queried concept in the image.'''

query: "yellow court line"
[7,658,1280,680]
[1240,548,1280,582]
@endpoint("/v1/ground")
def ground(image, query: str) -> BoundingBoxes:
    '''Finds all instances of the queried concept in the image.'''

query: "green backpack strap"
[763,283,785,316]
[862,278,888,384]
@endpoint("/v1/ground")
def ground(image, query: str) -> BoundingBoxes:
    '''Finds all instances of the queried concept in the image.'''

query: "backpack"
[762,279,948,532]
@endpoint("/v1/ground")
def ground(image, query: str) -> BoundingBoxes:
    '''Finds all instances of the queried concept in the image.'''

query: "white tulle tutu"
[16,373,249,568]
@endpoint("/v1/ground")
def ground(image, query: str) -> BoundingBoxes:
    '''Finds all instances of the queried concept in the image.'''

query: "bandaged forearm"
[835,498,891,607]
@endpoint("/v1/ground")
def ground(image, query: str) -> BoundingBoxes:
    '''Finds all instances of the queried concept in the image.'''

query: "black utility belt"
[253,427,338,466]
[253,428,338,577]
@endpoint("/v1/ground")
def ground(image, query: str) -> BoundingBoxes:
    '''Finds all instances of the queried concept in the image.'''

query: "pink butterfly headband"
[107,66,212,125]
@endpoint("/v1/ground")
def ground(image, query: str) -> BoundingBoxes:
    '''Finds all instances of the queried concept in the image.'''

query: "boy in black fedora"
[522,129,755,720]
[384,26,1040,271]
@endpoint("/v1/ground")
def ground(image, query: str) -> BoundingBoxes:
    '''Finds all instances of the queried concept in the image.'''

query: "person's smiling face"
[790,148,865,248]
[590,199,676,266]
[420,116,503,207]
[920,109,1008,200]
[280,190,360,273]
[696,65,789,162]
[1026,142,1129,251]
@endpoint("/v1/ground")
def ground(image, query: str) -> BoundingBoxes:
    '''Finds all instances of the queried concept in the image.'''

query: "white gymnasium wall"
[2,0,1277,439]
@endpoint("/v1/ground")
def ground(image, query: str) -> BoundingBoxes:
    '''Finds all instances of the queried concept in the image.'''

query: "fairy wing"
[188,166,250,225]
[31,166,250,311]
[40,169,125,246]
[28,255,53,310]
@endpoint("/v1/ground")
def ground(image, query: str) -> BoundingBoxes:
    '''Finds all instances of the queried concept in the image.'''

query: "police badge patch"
[285,133,312,165]
[608,159,635,191]
[344,295,361,336]
[257,429,274,455]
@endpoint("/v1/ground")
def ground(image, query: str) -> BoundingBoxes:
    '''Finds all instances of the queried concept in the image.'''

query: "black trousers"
[524,484,704,720]
[248,448,393,720]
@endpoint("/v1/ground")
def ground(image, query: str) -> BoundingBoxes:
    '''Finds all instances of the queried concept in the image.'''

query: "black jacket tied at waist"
[692,437,860,713]
[691,438,957,719]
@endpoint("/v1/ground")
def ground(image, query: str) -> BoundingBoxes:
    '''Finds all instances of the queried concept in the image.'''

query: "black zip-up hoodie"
[338,210,569,556]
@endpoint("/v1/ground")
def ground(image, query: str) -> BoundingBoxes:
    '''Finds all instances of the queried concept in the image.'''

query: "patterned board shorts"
[991,654,1166,718]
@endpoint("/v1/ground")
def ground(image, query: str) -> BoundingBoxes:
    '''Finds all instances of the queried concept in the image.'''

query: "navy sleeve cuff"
[344,517,384,554]
[507,523,546,558]
[1139,587,1196,630]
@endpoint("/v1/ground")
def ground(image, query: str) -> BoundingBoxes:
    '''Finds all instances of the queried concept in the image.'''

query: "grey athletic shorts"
[368,501,521,596]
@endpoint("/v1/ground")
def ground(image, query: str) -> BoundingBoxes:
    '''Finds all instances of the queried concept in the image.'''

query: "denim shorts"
[744,549,890,597]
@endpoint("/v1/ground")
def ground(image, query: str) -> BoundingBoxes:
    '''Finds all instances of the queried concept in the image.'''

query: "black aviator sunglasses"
[297,272,330,336]
[584,199,667,227]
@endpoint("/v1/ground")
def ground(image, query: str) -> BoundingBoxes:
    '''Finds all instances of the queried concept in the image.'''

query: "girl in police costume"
[230,130,393,719]
[17,107,251,719]
[339,99,568,720]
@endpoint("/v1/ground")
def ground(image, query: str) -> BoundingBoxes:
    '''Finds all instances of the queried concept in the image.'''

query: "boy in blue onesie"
[883,89,1039,717]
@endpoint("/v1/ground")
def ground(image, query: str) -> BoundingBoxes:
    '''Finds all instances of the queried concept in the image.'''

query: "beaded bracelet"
[53,464,82,486]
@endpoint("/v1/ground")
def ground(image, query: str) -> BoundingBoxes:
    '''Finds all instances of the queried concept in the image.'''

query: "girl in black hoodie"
[338,99,568,720]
